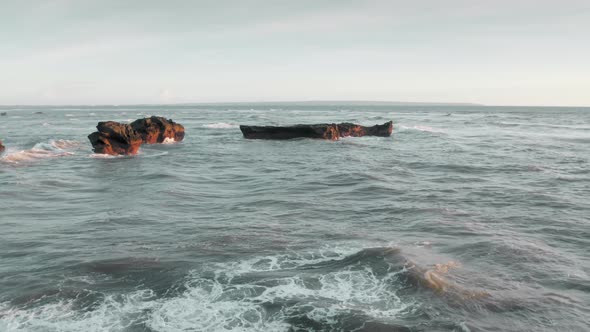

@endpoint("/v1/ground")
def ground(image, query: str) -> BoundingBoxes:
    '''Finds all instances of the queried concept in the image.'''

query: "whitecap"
[1,139,81,164]
[1,148,73,163]
[203,122,239,129]
[399,125,444,133]
[89,153,124,159]
[50,139,81,150]
[0,248,414,331]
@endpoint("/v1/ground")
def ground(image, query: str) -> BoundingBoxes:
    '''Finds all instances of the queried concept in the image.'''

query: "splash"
[162,137,176,144]
[1,140,80,164]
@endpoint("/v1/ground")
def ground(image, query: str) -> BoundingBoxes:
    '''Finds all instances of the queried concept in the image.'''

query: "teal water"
[0,105,589,331]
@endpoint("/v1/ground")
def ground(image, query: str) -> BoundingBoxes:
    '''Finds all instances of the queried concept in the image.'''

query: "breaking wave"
[399,125,445,133]
[1,140,80,164]
[203,122,240,129]
[0,248,418,331]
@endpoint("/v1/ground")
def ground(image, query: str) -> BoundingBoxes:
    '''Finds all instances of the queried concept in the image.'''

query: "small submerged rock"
[0,112,7,116]
[240,121,393,140]
[88,116,185,155]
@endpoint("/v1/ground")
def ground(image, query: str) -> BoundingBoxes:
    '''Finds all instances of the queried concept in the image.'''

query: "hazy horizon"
[1,0,589,106]
[3,100,590,108]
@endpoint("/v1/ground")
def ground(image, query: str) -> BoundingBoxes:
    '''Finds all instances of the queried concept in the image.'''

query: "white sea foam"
[399,125,444,133]
[0,290,157,332]
[0,248,413,331]
[50,139,81,150]
[162,137,175,144]
[89,153,124,159]
[1,140,80,164]
[203,122,239,129]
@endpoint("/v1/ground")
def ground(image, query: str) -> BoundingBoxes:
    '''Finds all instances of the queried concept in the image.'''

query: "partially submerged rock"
[88,121,143,155]
[130,116,185,144]
[0,140,5,153]
[88,116,185,155]
[240,121,393,140]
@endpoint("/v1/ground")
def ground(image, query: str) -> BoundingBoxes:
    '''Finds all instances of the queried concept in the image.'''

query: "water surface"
[1,105,589,331]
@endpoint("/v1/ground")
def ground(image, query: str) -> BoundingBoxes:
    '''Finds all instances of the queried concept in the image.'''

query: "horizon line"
[1,100,589,108]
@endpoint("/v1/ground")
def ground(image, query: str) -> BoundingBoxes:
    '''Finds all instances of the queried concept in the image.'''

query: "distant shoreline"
[1,101,589,108]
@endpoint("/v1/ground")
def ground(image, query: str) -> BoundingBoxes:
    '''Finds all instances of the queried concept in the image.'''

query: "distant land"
[0,101,484,107]
[175,101,484,107]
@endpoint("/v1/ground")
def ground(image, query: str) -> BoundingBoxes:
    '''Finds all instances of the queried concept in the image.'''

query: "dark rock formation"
[240,121,393,140]
[88,116,185,155]
[88,121,143,155]
[0,112,7,116]
[130,116,185,144]
[0,140,5,153]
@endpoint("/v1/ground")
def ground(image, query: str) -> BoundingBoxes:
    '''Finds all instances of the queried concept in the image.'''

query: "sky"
[0,0,589,106]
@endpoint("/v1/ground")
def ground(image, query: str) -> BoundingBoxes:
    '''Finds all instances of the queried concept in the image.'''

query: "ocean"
[0,105,589,331]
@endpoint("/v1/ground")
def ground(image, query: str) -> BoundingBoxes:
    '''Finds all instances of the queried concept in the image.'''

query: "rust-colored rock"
[88,116,185,155]
[88,121,143,155]
[240,121,393,140]
[130,116,185,144]
[0,140,5,153]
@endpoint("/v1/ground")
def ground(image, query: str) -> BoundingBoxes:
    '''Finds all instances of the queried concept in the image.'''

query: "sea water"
[0,105,589,331]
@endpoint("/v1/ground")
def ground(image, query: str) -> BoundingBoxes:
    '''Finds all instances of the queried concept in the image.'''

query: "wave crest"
[203,122,239,129]
[1,139,80,164]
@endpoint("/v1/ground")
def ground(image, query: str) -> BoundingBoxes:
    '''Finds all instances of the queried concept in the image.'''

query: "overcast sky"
[1,0,589,106]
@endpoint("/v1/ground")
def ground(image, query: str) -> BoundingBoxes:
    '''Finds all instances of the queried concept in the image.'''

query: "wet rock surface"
[88,121,143,155]
[240,121,393,140]
[88,116,184,155]
[130,116,185,144]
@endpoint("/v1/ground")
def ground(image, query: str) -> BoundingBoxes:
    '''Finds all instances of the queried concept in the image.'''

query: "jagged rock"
[130,116,185,144]
[240,121,393,140]
[88,116,185,155]
[88,121,143,155]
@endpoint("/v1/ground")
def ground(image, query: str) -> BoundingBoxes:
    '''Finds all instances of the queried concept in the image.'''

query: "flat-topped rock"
[240,121,393,140]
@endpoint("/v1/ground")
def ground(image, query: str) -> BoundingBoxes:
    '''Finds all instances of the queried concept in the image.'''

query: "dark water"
[0,105,589,331]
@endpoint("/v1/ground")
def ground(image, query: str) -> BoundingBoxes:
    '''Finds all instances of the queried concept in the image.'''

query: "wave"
[399,125,444,133]
[0,248,417,331]
[0,247,498,331]
[50,139,81,150]
[89,150,169,159]
[1,140,81,164]
[203,122,240,129]
[89,153,124,159]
